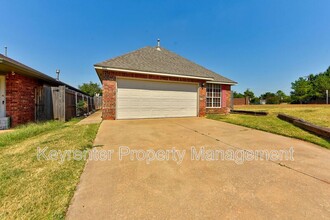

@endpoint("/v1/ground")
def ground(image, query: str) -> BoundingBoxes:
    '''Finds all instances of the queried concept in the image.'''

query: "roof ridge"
[156,47,219,77]
[155,47,236,82]
[94,46,152,66]
[95,45,236,84]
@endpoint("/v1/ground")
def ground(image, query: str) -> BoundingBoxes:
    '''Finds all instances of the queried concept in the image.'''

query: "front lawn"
[207,104,330,149]
[233,104,330,127]
[0,119,100,219]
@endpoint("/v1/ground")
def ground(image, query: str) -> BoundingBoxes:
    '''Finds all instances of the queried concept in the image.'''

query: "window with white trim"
[206,84,221,108]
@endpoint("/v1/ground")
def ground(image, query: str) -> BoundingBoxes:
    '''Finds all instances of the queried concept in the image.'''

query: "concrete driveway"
[67,118,330,219]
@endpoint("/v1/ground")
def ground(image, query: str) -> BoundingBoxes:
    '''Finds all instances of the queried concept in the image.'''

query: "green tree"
[290,67,330,103]
[291,77,312,104]
[233,91,244,98]
[244,89,255,99]
[314,72,330,98]
[78,81,102,96]
[275,90,288,103]
[250,97,260,105]
[260,92,280,104]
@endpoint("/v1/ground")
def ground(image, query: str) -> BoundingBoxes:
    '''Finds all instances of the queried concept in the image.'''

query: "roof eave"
[94,66,214,81]
[206,80,238,85]
[0,59,59,85]
[1,57,91,96]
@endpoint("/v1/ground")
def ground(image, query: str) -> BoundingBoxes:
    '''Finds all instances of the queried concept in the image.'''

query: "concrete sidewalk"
[67,117,330,219]
[76,111,102,125]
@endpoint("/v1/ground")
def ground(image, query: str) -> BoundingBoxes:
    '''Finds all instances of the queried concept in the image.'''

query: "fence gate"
[51,86,66,121]
[35,86,53,121]
[93,96,102,110]
[37,85,95,122]
[65,89,77,121]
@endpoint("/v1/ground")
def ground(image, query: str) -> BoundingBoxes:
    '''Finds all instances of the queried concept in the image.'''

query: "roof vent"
[56,69,60,81]
[156,38,161,51]
[4,46,7,56]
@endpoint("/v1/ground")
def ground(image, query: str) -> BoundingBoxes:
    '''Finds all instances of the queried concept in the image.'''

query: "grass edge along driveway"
[0,119,100,219]
[207,105,329,149]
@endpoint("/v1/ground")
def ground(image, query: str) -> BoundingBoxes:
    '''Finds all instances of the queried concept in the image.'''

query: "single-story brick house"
[94,44,237,120]
[0,53,89,127]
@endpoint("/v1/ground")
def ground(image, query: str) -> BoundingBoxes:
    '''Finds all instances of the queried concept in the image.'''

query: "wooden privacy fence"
[93,96,102,110]
[35,86,53,121]
[51,86,66,121]
[36,85,100,122]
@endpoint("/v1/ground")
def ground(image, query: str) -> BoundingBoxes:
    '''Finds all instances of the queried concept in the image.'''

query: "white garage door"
[117,78,198,119]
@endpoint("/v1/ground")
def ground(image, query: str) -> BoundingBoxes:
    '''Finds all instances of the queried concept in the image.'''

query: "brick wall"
[233,97,249,105]
[5,73,42,127]
[102,73,116,120]
[100,71,232,119]
[206,84,232,114]
[199,86,206,117]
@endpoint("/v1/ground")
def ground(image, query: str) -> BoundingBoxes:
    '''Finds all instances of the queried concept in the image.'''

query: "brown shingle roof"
[95,46,236,84]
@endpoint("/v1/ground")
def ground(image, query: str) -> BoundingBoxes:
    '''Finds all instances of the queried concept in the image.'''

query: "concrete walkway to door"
[67,117,330,219]
[76,110,102,125]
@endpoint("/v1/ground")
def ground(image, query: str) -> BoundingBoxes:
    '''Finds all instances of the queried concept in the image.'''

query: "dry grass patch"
[0,120,99,219]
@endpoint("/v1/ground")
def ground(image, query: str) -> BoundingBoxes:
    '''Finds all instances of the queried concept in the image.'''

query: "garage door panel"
[117,78,198,119]
[118,79,197,92]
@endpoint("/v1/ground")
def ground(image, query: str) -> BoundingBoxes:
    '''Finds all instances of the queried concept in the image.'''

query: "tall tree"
[290,67,330,103]
[233,91,245,98]
[260,92,279,104]
[78,81,102,96]
[314,72,330,98]
[276,90,287,103]
[244,89,255,99]
[291,77,312,104]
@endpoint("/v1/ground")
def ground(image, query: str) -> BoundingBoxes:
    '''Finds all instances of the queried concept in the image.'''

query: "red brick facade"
[102,74,117,120]
[101,70,231,119]
[205,84,232,114]
[199,87,206,117]
[5,73,42,127]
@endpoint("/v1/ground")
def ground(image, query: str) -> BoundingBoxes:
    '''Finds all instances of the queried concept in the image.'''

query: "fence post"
[51,86,65,121]
[59,86,66,121]
[87,96,89,113]
[75,92,78,116]
[81,94,83,114]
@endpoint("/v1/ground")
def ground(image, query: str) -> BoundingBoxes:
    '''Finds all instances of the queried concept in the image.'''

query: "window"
[206,84,221,108]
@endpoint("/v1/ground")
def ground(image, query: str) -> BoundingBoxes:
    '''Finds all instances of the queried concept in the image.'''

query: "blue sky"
[1,0,330,96]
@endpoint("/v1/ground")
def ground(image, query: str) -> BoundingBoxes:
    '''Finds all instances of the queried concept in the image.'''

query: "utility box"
[0,117,10,130]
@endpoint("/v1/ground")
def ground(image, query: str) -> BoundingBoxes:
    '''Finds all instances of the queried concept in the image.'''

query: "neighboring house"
[94,44,237,120]
[0,54,91,127]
